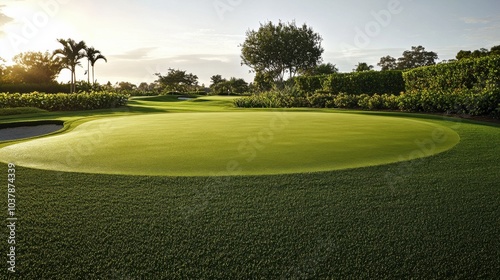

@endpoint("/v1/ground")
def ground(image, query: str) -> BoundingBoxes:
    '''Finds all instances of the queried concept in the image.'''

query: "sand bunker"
[0,121,63,141]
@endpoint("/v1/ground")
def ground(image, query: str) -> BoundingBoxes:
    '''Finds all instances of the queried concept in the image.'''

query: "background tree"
[302,62,338,75]
[85,47,107,85]
[155,68,199,92]
[2,52,62,84]
[210,75,225,86]
[211,77,248,95]
[456,45,500,60]
[377,55,398,71]
[240,20,324,87]
[354,62,374,72]
[396,46,438,69]
[378,46,438,70]
[53,38,87,93]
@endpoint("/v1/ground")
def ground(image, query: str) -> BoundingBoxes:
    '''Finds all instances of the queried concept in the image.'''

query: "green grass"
[0,111,459,176]
[0,96,499,278]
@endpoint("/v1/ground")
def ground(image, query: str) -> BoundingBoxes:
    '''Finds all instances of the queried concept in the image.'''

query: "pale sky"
[0,0,499,86]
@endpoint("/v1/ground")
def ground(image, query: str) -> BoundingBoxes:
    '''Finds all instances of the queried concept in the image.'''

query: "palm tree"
[53,38,87,93]
[85,47,107,85]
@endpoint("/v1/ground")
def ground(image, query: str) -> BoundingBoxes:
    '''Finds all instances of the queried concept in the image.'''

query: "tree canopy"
[378,46,438,70]
[53,38,87,93]
[354,62,374,72]
[240,20,324,85]
[456,45,500,60]
[155,68,199,92]
[2,51,62,84]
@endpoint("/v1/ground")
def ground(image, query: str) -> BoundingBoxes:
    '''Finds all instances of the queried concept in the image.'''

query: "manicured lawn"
[0,95,499,278]
[0,111,459,176]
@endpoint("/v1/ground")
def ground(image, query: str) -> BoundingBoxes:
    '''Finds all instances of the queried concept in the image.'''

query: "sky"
[0,0,499,86]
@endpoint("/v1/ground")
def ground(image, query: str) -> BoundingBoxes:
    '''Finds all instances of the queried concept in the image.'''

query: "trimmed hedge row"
[0,91,129,111]
[404,55,500,91]
[323,71,405,95]
[234,88,500,118]
[0,83,70,94]
[293,71,405,95]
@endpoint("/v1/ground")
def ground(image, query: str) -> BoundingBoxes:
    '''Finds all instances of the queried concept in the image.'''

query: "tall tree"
[302,62,338,76]
[155,68,199,92]
[240,20,324,86]
[84,47,107,85]
[3,51,62,84]
[354,62,374,72]
[377,55,398,71]
[210,75,226,87]
[397,46,438,69]
[378,46,438,70]
[53,38,87,93]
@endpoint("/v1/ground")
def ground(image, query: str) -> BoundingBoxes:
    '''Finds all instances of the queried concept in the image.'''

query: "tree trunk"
[87,60,90,84]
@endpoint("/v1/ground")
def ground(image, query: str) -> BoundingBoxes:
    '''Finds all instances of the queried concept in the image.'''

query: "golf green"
[0,112,460,176]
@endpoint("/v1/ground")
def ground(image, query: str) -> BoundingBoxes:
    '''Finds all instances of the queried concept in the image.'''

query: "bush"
[0,91,129,111]
[293,75,326,94]
[323,71,405,95]
[333,93,359,109]
[306,92,335,108]
[404,55,500,92]
[0,83,70,94]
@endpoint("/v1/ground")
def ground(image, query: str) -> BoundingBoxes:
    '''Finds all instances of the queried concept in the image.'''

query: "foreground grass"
[0,95,499,278]
[1,117,499,278]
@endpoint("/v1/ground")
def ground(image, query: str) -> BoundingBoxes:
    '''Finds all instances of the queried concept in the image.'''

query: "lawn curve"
[0,111,460,176]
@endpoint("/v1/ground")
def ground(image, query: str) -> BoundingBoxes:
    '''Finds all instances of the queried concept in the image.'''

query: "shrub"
[293,75,326,94]
[0,83,70,94]
[323,71,404,95]
[306,92,335,108]
[333,93,359,108]
[0,91,129,111]
[404,55,500,92]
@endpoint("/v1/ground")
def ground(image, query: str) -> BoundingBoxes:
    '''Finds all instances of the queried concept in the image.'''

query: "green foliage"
[378,46,438,71]
[403,55,500,92]
[456,45,500,60]
[293,75,326,94]
[240,20,324,84]
[53,38,88,93]
[0,91,129,111]
[353,62,374,72]
[210,77,249,95]
[0,83,70,93]
[0,107,47,116]
[2,51,62,84]
[234,87,500,118]
[155,68,199,92]
[323,71,405,95]
[233,88,307,108]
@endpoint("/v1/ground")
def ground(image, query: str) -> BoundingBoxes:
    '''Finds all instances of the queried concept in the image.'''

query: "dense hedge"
[234,88,500,118]
[404,55,500,91]
[321,71,404,95]
[0,91,129,111]
[0,83,70,94]
[293,75,327,94]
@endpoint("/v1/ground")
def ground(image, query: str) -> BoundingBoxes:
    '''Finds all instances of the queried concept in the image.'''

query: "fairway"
[0,112,459,176]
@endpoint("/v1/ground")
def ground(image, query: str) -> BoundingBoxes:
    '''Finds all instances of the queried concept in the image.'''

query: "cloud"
[460,16,500,45]
[110,47,158,60]
[461,16,494,24]
[0,5,13,35]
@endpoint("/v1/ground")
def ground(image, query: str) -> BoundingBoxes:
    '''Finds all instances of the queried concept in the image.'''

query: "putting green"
[0,112,460,176]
